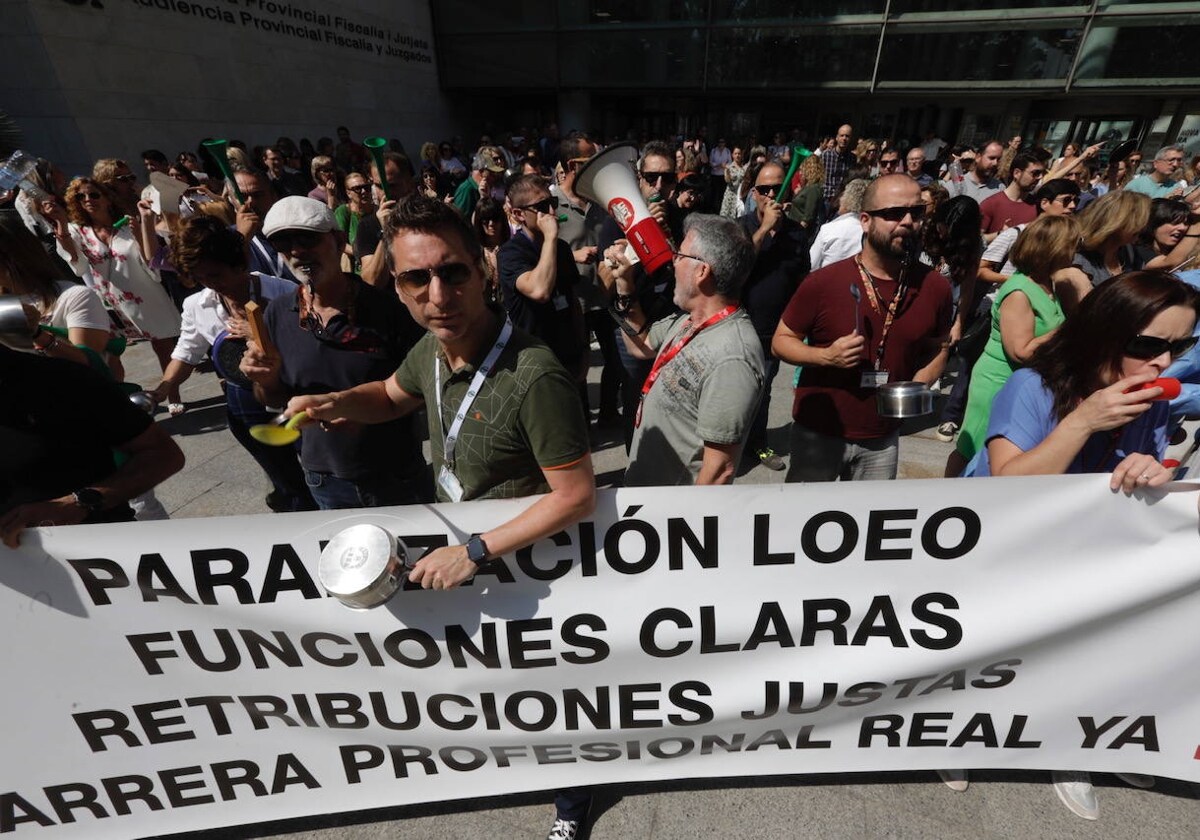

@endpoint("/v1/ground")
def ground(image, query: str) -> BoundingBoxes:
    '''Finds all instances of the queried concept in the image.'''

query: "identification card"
[437,466,465,503]
[553,294,569,312]
[860,369,890,388]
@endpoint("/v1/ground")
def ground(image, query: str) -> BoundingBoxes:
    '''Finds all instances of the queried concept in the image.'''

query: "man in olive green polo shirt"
[286,193,597,840]
[287,193,595,585]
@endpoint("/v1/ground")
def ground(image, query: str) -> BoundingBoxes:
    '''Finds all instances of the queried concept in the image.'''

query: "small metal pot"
[876,381,934,418]
[0,295,34,351]
[318,523,413,610]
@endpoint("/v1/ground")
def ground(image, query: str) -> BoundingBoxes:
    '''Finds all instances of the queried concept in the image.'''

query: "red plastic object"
[1132,378,1181,400]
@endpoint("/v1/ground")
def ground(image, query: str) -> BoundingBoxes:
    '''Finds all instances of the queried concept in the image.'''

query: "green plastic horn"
[201,138,243,202]
[776,145,813,203]
[363,137,391,201]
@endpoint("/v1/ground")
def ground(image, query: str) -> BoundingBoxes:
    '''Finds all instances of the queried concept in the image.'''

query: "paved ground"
[119,343,1200,840]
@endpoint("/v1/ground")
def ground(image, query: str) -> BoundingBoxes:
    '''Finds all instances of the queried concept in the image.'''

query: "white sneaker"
[936,768,969,791]
[1114,772,1155,789]
[1052,770,1098,820]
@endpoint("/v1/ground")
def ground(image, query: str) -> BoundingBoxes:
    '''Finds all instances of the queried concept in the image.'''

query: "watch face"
[74,488,103,511]
[467,535,487,564]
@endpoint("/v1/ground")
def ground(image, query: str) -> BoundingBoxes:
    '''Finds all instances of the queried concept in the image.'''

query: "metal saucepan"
[318,523,414,610]
[876,381,934,419]
[0,295,34,351]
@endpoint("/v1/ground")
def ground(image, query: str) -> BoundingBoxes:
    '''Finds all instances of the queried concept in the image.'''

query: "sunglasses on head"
[518,197,558,214]
[395,261,474,291]
[640,171,676,187]
[1124,334,1198,360]
[866,204,927,221]
[268,230,323,252]
[752,183,784,196]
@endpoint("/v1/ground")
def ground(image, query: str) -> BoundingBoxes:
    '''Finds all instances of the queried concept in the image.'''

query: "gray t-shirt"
[948,173,1002,204]
[625,309,766,487]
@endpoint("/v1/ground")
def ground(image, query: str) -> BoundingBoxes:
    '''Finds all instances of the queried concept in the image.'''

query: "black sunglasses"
[1124,334,1198,361]
[346,184,372,193]
[115,174,138,183]
[866,204,927,222]
[639,171,677,187]
[518,197,558,214]
[752,183,784,196]
[396,261,474,291]
[268,230,323,252]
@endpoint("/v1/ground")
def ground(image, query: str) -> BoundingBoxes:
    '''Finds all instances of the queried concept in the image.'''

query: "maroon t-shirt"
[781,256,953,440]
[980,191,1037,234]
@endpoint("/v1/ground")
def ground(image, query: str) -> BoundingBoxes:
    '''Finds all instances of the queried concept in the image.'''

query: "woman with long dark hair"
[1136,198,1200,272]
[963,271,1197,817]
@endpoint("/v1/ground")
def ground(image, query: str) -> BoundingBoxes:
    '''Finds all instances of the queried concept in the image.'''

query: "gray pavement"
[120,343,1200,840]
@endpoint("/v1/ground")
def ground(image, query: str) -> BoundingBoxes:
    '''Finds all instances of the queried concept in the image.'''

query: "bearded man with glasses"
[772,174,953,481]
[239,197,429,509]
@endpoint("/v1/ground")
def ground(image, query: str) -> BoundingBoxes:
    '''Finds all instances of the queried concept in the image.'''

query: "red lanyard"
[636,305,738,427]
[855,258,908,371]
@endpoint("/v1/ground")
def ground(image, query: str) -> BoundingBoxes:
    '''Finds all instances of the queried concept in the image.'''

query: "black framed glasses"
[866,204,927,222]
[1052,195,1080,206]
[879,158,901,169]
[396,261,474,292]
[752,183,784,196]
[517,197,558,214]
[268,230,324,252]
[346,184,372,194]
[1124,334,1198,360]
[639,171,677,187]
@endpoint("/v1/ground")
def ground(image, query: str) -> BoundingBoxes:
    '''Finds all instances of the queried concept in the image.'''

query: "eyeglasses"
[79,191,103,201]
[879,158,901,169]
[115,174,138,183]
[1124,334,1198,360]
[395,261,474,291]
[1052,195,1079,206]
[672,251,706,265]
[346,184,372,194]
[752,183,784,196]
[866,204,927,222]
[517,197,558,214]
[639,171,677,187]
[268,230,324,252]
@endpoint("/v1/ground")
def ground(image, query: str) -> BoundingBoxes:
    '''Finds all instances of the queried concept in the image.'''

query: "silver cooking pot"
[318,523,414,610]
[0,295,34,351]
[876,381,934,418]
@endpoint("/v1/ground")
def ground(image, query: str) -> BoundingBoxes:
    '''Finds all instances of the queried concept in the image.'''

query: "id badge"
[860,369,890,388]
[553,294,569,312]
[437,465,465,503]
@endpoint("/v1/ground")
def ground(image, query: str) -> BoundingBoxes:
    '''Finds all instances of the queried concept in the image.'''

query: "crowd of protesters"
[2,120,1200,837]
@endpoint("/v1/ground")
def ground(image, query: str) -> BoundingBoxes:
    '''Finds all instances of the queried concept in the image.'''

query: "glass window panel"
[439,34,557,87]
[1073,23,1200,80]
[711,0,885,18]
[435,0,550,32]
[879,28,1079,81]
[891,0,1081,10]
[561,0,709,25]
[706,26,880,88]
[559,29,707,87]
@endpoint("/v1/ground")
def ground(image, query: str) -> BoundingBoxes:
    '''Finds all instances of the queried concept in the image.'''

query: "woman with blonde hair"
[43,177,183,408]
[955,214,1080,468]
[1058,190,1150,313]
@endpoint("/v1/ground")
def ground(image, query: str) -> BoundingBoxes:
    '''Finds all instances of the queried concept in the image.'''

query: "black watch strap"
[466,534,490,565]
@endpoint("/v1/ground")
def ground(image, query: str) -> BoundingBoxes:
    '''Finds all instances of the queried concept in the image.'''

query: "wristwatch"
[72,488,104,515]
[466,533,491,565]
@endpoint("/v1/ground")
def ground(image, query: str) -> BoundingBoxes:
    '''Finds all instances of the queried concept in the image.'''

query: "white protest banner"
[2,475,1199,838]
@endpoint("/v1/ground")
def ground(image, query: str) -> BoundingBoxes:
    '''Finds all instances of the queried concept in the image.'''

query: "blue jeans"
[304,468,433,510]
[614,326,653,452]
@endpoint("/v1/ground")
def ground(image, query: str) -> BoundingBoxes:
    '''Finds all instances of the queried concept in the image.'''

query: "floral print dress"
[59,223,181,340]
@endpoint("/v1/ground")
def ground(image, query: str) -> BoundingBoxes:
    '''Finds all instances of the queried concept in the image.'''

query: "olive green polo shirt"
[394,325,589,502]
